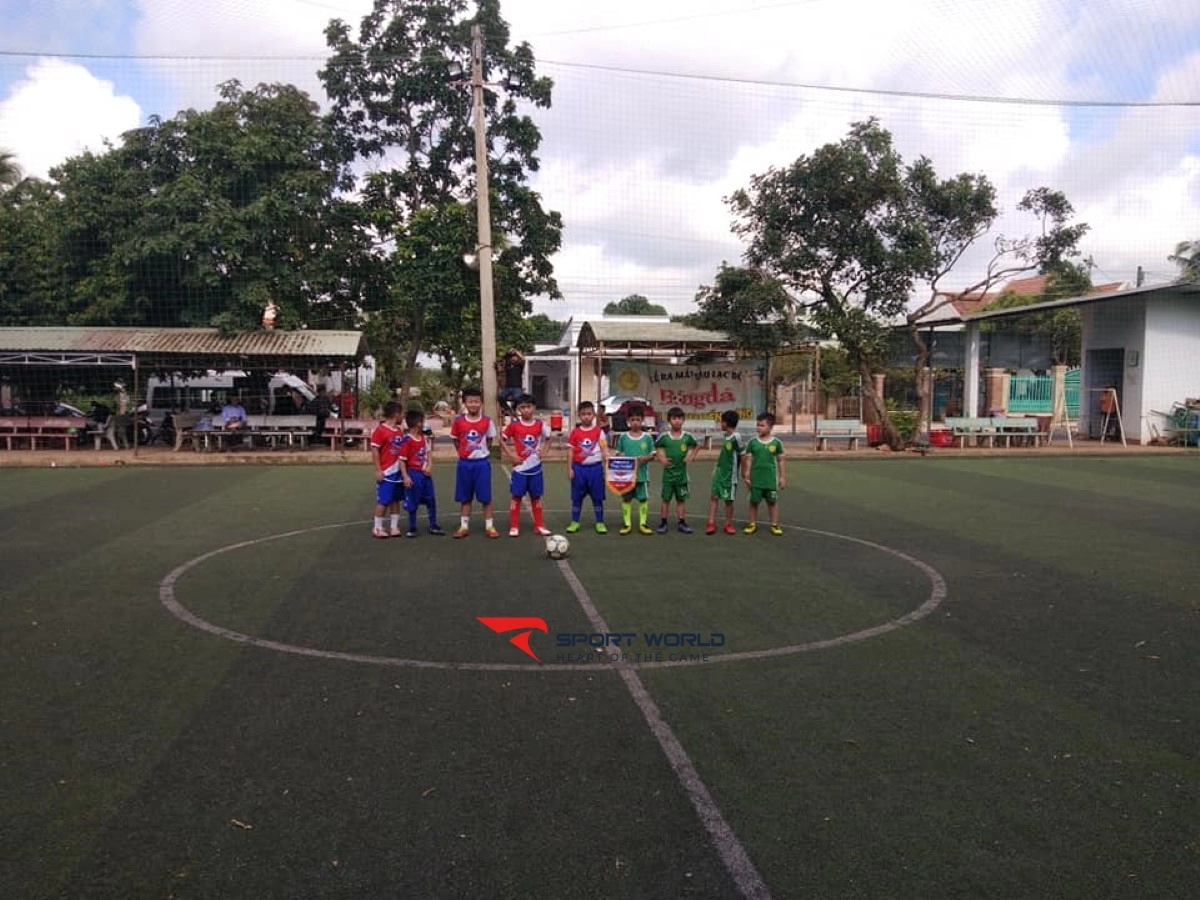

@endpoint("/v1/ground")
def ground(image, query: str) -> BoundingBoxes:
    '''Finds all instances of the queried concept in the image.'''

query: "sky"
[1,0,1198,323]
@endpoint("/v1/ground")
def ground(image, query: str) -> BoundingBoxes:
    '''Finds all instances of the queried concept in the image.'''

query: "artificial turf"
[1,457,1197,898]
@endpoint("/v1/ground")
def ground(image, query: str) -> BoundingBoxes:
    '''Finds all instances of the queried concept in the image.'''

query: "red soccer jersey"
[370,422,406,478]
[568,423,605,465]
[503,417,548,472]
[450,414,494,460]
[397,432,431,474]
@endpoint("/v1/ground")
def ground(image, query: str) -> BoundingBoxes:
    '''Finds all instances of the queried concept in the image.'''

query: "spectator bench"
[944,416,1046,448]
[815,419,868,450]
[174,415,378,451]
[0,416,86,450]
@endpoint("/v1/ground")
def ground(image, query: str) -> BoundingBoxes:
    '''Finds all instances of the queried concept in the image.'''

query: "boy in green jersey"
[705,409,743,535]
[654,406,700,533]
[741,411,786,536]
[614,405,657,535]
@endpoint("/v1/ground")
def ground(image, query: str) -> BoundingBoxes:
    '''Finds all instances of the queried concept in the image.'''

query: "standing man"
[497,348,525,421]
[312,384,334,448]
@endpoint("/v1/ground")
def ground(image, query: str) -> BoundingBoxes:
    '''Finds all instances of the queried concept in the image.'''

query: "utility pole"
[470,23,499,429]
[1136,265,1145,287]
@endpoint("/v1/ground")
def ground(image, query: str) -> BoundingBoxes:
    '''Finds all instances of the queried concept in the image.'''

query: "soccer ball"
[545,534,570,560]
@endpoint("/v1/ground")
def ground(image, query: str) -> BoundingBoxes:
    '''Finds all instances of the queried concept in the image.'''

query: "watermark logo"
[476,616,549,662]
[478,617,725,664]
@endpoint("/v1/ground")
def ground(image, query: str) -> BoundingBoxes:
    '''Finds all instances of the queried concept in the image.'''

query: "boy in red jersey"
[369,401,405,538]
[397,408,445,538]
[501,394,552,537]
[449,386,499,538]
[566,400,608,534]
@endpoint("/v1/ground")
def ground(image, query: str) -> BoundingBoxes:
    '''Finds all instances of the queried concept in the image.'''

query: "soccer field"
[2,457,1198,899]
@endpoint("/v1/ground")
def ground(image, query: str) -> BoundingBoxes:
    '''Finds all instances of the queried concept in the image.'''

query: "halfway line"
[557,561,772,900]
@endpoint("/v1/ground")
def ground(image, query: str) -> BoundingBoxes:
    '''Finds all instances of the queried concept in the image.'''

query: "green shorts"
[710,479,737,503]
[661,476,690,502]
[749,486,778,505]
[621,482,649,503]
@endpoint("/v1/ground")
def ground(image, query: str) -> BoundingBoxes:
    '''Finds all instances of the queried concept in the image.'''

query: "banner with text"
[608,360,767,423]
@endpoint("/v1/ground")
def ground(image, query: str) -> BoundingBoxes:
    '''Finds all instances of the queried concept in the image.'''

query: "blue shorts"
[455,457,493,505]
[510,468,545,499]
[376,479,403,506]
[571,463,605,504]
[404,471,436,511]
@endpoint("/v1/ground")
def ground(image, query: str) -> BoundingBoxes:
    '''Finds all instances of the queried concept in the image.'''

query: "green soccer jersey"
[712,430,743,488]
[745,435,784,489]
[616,431,656,483]
[655,430,698,479]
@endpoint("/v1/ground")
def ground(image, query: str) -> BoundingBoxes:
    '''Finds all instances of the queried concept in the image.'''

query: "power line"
[538,59,1200,109]
[2,47,1194,109]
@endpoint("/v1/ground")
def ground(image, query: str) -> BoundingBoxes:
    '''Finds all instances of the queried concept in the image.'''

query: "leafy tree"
[320,0,562,398]
[682,264,800,354]
[603,293,667,316]
[903,184,1088,433]
[729,118,1087,446]
[1169,239,1200,281]
[1,81,369,331]
[523,313,568,344]
[729,120,928,445]
[0,149,21,191]
[979,264,1091,366]
[0,177,65,324]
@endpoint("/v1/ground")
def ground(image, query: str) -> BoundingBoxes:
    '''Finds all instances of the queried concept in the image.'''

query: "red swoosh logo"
[477,616,549,662]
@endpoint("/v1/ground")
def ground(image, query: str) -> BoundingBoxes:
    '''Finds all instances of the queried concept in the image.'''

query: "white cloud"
[4,0,1198,313]
[0,58,142,178]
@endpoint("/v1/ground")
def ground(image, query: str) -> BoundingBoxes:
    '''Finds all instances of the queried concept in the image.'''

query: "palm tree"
[0,149,22,191]
[1169,240,1200,282]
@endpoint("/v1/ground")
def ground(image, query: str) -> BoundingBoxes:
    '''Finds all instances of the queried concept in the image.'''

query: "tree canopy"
[1169,240,1200,282]
[682,264,800,353]
[0,150,21,191]
[603,294,667,316]
[0,81,369,331]
[728,118,1087,444]
[320,0,562,393]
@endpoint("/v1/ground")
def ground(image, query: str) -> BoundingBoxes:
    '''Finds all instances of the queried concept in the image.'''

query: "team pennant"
[605,456,638,496]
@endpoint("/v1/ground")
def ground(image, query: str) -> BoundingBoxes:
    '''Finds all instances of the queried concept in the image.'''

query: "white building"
[961,282,1200,444]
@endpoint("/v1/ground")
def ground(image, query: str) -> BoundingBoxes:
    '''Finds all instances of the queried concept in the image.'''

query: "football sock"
[509,499,521,531]
[531,498,545,530]
[485,517,495,530]
[622,501,632,527]
[639,504,648,526]
[460,516,469,529]
[391,513,401,530]
[374,516,384,530]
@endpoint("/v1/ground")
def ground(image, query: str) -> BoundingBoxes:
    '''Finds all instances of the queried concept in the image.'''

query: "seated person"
[221,397,248,430]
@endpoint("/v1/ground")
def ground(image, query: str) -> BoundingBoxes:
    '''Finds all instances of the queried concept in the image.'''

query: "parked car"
[599,395,657,431]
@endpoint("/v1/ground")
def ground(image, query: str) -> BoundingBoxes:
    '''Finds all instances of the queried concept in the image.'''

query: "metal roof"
[577,320,731,352]
[0,327,367,369]
[938,281,1200,325]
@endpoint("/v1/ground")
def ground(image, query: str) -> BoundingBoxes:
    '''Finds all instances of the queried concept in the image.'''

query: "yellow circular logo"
[617,369,640,392]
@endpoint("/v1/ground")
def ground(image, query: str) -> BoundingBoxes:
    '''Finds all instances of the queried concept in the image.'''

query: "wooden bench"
[0,417,84,450]
[815,418,868,450]
[322,418,377,450]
